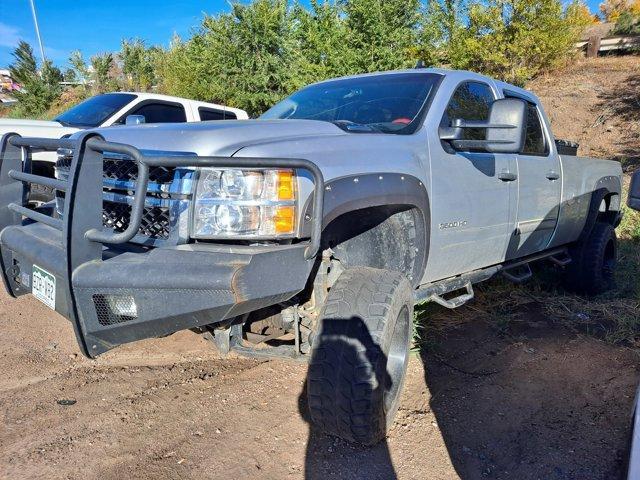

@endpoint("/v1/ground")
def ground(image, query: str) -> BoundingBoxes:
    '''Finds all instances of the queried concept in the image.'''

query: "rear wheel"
[306,267,413,445]
[564,221,617,295]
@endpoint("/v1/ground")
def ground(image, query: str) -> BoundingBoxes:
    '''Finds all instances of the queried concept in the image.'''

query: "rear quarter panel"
[549,155,622,248]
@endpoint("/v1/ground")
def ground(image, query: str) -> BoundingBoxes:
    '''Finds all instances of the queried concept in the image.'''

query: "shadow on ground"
[418,295,639,480]
[298,382,397,480]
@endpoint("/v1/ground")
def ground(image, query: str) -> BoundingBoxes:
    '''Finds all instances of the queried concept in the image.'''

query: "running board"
[549,252,572,267]
[502,264,532,283]
[427,281,475,309]
[415,247,569,308]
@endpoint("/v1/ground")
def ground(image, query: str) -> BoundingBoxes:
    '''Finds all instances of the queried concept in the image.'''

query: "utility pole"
[29,0,46,65]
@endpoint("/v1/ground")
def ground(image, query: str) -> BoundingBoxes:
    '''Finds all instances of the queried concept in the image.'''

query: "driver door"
[426,81,515,282]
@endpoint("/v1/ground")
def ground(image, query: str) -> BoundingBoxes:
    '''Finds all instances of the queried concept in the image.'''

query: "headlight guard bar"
[0,132,325,260]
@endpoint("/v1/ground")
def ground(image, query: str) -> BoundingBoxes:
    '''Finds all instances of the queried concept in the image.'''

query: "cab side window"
[521,102,548,156]
[441,82,495,141]
[117,102,187,124]
[199,107,238,121]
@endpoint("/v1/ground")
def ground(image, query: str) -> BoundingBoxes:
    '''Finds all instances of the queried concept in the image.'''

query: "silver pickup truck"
[0,68,622,445]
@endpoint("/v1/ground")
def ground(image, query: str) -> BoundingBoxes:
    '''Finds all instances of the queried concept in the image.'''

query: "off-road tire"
[564,221,617,295]
[306,267,413,445]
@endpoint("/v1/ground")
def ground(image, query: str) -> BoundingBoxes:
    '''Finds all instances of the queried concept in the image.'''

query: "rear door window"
[199,108,237,121]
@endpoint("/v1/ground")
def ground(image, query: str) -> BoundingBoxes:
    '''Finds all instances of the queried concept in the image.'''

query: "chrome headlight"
[191,168,296,238]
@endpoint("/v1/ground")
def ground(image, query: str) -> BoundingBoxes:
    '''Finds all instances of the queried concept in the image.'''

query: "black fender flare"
[579,177,622,244]
[301,172,430,284]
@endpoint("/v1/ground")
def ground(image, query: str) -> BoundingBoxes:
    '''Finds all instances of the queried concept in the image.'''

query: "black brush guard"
[0,132,324,357]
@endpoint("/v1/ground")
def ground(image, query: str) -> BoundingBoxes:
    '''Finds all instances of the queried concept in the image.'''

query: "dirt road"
[1,284,638,480]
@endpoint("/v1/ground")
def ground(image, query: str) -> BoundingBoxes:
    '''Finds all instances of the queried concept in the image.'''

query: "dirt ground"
[0,56,639,480]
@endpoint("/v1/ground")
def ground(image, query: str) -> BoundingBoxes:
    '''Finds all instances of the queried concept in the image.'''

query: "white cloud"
[0,22,21,48]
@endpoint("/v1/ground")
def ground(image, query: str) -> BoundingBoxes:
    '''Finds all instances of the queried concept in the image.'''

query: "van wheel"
[306,267,413,445]
[565,221,617,295]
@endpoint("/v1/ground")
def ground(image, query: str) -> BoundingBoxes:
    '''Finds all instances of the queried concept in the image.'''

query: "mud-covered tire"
[564,221,617,295]
[306,267,413,445]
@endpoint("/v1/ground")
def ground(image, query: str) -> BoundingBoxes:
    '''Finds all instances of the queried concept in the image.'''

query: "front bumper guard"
[0,132,324,357]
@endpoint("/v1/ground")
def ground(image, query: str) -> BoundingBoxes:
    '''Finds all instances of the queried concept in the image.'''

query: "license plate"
[32,265,56,310]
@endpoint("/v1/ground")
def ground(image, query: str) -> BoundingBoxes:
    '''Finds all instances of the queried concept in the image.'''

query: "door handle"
[498,170,517,182]
[546,170,560,181]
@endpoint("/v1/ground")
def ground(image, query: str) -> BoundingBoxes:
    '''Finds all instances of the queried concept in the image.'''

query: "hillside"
[529,55,640,170]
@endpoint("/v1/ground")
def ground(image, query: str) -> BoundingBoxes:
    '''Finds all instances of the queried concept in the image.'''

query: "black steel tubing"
[8,203,63,230]
[9,136,75,151]
[8,170,67,191]
[85,138,325,259]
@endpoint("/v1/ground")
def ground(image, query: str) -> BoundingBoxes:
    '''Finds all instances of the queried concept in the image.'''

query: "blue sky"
[0,0,603,69]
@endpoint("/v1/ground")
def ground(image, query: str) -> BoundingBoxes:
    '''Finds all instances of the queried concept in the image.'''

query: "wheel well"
[598,192,621,225]
[320,205,427,285]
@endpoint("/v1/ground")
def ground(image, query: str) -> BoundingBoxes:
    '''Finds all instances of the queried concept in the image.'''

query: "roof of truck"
[105,91,248,118]
[307,68,541,104]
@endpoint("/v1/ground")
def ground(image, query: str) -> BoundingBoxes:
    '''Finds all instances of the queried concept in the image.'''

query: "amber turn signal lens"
[277,171,294,200]
[274,206,295,234]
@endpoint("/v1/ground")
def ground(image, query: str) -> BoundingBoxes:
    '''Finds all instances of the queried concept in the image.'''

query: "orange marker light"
[277,170,294,200]
[274,206,295,234]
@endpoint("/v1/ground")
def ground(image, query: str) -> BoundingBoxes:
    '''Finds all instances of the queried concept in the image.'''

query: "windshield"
[260,73,441,133]
[55,93,137,128]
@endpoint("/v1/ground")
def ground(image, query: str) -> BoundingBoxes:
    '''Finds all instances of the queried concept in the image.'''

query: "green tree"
[8,40,61,117]
[292,0,352,84]
[340,0,422,72]
[62,68,77,83]
[157,0,299,116]
[90,52,117,93]
[68,50,90,85]
[418,0,470,67]
[120,38,158,91]
[613,9,640,34]
[461,0,590,85]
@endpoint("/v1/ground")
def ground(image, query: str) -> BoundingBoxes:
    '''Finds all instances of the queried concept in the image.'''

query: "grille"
[103,200,171,239]
[103,159,175,184]
[55,152,179,242]
[56,154,176,184]
[93,294,137,326]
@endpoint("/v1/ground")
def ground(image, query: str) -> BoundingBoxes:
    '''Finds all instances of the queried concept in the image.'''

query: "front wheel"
[306,267,413,445]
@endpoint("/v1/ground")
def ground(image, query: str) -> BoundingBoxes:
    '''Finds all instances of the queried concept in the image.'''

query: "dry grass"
[415,182,640,349]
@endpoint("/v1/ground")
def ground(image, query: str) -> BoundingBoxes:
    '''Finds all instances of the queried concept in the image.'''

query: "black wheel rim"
[384,305,411,412]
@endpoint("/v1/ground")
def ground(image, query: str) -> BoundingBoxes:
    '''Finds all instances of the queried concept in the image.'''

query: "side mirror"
[125,114,146,126]
[439,98,527,154]
[629,169,640,211]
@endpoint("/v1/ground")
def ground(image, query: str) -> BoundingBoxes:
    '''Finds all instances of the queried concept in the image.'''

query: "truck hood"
[0,118,80,138]
[88,119,348,156]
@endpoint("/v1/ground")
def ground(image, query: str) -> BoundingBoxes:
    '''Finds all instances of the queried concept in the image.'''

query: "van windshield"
[55,93,137,128]
[260,73,441,133]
